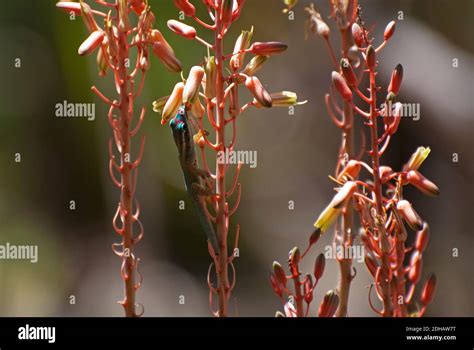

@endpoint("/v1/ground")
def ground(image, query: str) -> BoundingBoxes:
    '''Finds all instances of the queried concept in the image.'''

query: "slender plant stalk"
[214,11,231,316]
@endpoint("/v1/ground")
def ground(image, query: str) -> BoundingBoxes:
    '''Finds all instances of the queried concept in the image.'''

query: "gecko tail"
[195,206,220,255]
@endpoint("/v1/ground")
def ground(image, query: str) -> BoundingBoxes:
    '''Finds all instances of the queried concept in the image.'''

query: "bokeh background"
[0,0,472,316]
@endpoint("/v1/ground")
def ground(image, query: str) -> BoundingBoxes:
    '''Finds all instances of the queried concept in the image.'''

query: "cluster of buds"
[308,5,439,316]
[272,1,438,317]
[271,232,339,317]
[154,0,304,317]
[57,0,181,317]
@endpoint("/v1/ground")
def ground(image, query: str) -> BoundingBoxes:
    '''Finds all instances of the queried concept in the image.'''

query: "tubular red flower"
[366,45,376,69]
[340,58,357,87]
[318,290,339,317]
[388,64,404,95]
[245,76,272,108]
[78,30,105,56]
[384,21,396,41]
[250,42,288,56]
[407,170,440,197]
[272,261,287,286]
[351,22,364,47]
[420,274,437,306]
[167,20,197,40]
[397,199,424,231]
[173,0,196,17]
[415,223,430,253]
[331,71,352,101]
[314,253,325,280]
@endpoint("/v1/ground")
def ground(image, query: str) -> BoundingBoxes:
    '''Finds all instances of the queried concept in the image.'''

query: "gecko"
[169,106,220,255]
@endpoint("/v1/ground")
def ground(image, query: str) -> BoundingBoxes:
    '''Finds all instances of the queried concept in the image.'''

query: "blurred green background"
[0,0,472,316]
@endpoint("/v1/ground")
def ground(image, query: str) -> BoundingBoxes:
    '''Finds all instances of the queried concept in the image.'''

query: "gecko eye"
[178,108,185,116]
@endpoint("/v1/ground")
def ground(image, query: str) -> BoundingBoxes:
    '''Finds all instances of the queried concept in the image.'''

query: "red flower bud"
[78,30,105,56]
[318,290,339,317]
[304,275,314,304]
[408,251,423,284]
[167,20,197,40]
[152,41,182,73]
[269,273,283,297]
[397,199,424,231]
[272,261,287,287]
[340,58,357,87]
[246,76,272,108]
[130,0,146,15]
[388,64,403,95]
[314,253,325,280]
[407,170,440,196]
[365,252,379,277]
[250,42,288,56]
[379,166,394,183]
[415,222,430,253]
[351,22,364,47]
[366,45,376,69]
[385,102,402,135]
[221,0,235,24]
[420,274,437,306]
[337,160,361,181]
[309,227,321,246]
[331,71,352,101]
[384,21,396,41]
[288,247,301,267]
[173,0,196,17]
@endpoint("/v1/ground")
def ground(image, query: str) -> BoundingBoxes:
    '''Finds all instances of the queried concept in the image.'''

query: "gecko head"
[170,106,188,132]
